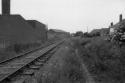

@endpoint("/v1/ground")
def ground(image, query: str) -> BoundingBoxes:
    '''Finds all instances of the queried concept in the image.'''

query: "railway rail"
[0,40,63,83]
[0,38,61,64]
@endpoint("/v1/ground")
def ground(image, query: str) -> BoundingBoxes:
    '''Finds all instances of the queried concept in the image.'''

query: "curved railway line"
[0,40,63,83]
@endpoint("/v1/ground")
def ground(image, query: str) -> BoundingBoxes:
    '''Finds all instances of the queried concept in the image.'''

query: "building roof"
[49,29,67,33]
[110,19,125,30]
[90,28,109,35]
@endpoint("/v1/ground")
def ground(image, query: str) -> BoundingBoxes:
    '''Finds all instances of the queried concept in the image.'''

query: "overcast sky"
[2,0,125,33]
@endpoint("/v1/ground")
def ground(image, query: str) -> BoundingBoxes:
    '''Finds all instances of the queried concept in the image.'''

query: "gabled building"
[109,14,125,35]
[90,28,109,36]
[48,29,70,39]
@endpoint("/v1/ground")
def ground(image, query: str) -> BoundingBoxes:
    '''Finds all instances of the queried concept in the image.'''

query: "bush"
[78,37,125,83]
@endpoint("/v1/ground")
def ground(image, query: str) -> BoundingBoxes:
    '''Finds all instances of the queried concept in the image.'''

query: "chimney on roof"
[119,14,122,22]
[111,22,113,26]
[2,0,10,15]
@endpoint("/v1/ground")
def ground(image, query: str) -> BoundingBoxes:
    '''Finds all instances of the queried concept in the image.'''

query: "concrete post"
[2,0,10,15]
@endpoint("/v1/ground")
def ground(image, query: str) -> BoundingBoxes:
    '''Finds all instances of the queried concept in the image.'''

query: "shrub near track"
[75,37,125,83]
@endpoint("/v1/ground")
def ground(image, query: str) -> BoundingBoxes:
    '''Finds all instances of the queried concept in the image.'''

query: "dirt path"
[75,49,95,83]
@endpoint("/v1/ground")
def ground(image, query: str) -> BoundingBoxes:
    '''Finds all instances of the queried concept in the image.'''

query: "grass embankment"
[75,37,125,83]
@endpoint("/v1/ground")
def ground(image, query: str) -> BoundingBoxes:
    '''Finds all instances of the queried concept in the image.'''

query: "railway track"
[0,38,61,64]
[0,41,63,83]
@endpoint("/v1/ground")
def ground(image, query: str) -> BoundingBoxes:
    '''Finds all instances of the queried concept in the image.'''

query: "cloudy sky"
[3,0,125,32]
